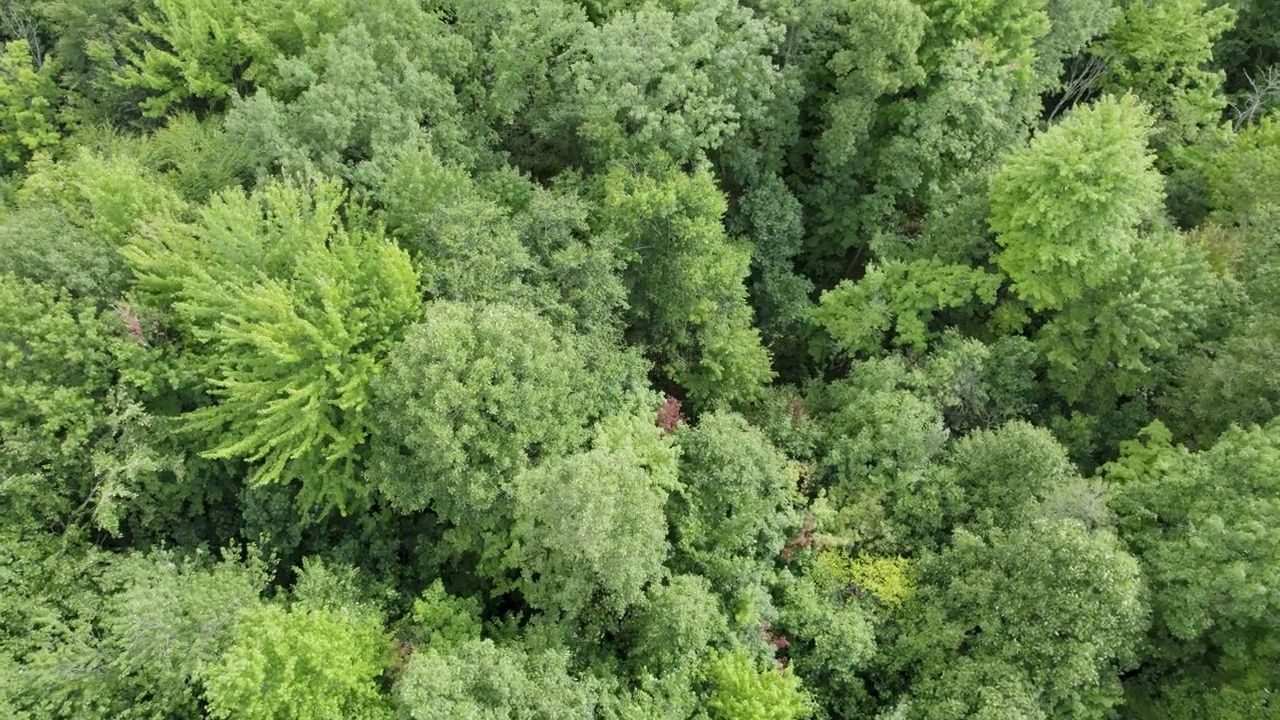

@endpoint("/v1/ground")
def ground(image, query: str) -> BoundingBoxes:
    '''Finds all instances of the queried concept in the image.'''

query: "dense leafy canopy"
[2,1,1277,718]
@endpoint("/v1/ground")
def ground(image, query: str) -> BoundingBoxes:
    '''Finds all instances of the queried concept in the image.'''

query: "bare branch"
[1229,65,1280,131]
[1,4,44,67]
[1048,55,1108,122]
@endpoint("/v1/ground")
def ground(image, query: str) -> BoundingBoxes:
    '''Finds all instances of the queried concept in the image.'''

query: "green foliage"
[600,164,773,405]
[511,406,678,622]
[915,0,1050,78]
[19,144,187,246]
[90,549,269,717]
[732,175,813,348]
[798,0,928,256]
[990,94,1162,313]
[668,411,801,601]
[0,39,59,170]
[395,638,598,720]
[408,579,483,648]
[118,0,343,117]
[0,206,130,298]
[7,545,268,719]
[896,520,1147,719]
[1097,0,1235,149]
[627,574,729,676]
[811,550,915,612]
[813,259,1000,358]
[369,301,592,519]
[377,145,532,304]
[777,572,878,718]
[702,647,815,720]
[204,592,392,719]
[4,2,1274,718]
[223,1,473,185]
[1160,209,1280,445]
[134,112,256,201]
[1033,0,1116,87]
[917,332,1040,434]
[1205,112,1280,223]
[554,0,782,166]
[889,657,1048,720]
[0,274,171,533]
[126,177,420,516]
[1105,421,1280,717]
[813,359,950,549]
[989,95,1214,401]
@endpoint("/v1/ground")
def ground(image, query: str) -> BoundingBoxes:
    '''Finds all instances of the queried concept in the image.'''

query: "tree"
[376,145,532,304]
[549,0,782,168]
[0,39,59,170]
[790,0,927,266]
[0,273,174,535]
[702,647,815,720]
[369,301,594,522]
[811,358,950,551]
[116,0,343,117]
[0,206,129,298]
[5,546,268,719]
[893,520,1147,720]
[1033,0,1116,91]
[887,421,1086,549]
[126,177,421,516]
[914,0,1049,79]
[18,144,187,247]
[1204,112,1280,223]
[1096,0,1235,151]
[223,0,474,186]
[625,574,730,677]
[730,175,813,352]
[813,258,1000,359]
[88,549,270,718]
[887,658,1048,720]
[395,638,598,720]
[668,411,802,603]
[989,95,1162,313]
[989,95,1211,401]
[599,164,773,406]
[778,569,880,718]
[1105,421,1280,719]
[511,406,678,623]
[203,563,393,720]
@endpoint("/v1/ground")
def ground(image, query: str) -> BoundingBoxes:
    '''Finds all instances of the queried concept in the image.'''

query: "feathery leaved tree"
[126,177,420,516]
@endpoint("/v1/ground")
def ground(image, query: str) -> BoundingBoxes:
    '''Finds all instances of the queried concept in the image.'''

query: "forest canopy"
[2,0,1279,718]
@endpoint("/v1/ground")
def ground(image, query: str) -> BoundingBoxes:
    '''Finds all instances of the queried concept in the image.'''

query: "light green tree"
[813,258,1000,358]
[0,39,59,170]
[117,0,343,117]
[989,95,1212,401]
[702,647,815,720]
[126,177,420,516]
[989,95,1162,313]
[203,569,393,720]
[1096,0,1235,150]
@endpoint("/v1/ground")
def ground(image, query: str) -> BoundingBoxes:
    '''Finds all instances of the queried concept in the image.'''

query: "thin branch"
[1229,65,1280,131]
[1048,55,1108,122]
[1,5,44,67]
